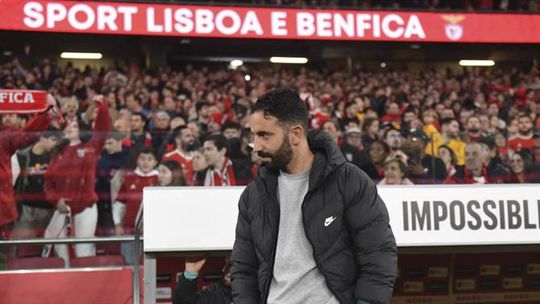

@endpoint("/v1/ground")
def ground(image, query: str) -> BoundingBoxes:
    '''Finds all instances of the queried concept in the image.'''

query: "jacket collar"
[257,129,345,194]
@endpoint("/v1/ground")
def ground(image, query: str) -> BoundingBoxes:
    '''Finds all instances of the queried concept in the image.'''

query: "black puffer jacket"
[231,130,397,304]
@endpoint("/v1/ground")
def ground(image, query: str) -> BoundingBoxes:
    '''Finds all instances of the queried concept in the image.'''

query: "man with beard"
[465,115,485,142]
[384,127,404,153]
[508,114,534,153]
[162,126,197,185]
[231,88,397,304]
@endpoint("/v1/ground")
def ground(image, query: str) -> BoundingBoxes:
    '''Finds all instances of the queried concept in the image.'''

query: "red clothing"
[44,101,110,215]
[162,149,194,185]
[204,157,237,186]
[0,113,51,226]
[508,133,534,152]
[116,169,158,231]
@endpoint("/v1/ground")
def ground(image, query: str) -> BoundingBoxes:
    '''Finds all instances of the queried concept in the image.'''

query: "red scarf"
[205,157,237,186]
[0,90,48,113]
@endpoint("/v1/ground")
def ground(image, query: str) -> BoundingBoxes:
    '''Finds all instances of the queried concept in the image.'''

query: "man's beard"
[258,137,293,172]
[519,129,531,135]
[183,141,198,152]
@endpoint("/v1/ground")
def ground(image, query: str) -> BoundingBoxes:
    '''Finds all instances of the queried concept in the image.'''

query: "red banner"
[0,1,540,43]
[0,90,48,114]
[0,268,140,304]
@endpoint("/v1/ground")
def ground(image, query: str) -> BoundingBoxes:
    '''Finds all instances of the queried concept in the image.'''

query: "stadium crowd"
[1,54,539,265]
[169,0,540,13]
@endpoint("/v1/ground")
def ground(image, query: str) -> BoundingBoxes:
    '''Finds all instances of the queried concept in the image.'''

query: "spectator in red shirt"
[508,114,534,152]
[1,94,58,231]
[162,126,197,185]
[44,95,110,262]
[113,147,158,264]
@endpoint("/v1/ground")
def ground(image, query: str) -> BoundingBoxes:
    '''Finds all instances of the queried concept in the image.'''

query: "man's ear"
[289,124,304,145]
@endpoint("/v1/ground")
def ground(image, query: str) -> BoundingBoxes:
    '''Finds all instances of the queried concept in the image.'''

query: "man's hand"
[408,162,425,176]
[92,95,105,105]
[57,198,69,214]
[115,225,125,236]
[185,257,206,274]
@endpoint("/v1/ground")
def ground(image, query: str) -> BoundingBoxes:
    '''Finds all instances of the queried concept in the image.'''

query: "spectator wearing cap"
[379,152,414,185]
[340,126,372,173]
[403,128,447,184]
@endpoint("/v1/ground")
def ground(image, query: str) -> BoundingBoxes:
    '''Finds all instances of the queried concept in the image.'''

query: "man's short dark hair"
[174,125,189,139]
[251,87,309,132]
[42,126,62,141]
[132,112,147,124]
[204,134,227,151]
[195,101,210,113]
[137,146,155,158]
[222,121,241,131]
[440,117,458,127]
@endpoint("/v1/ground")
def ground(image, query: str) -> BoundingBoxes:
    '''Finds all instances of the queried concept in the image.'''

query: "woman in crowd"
[158,161,186,186]
[379,152,414,185]
[509,150,537,183]
[44,95,110,265]
[438,144,459,178]
[364,140,390,182]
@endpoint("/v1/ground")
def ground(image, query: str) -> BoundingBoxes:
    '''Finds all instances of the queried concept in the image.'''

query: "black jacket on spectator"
[231,130,397,304]
[95,148,130,230]
[341,142,371,170]
[173,275,231,304]
[409,155,447,184]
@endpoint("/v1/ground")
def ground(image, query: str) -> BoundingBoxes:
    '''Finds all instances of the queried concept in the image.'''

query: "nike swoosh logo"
[324,216,336,227]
